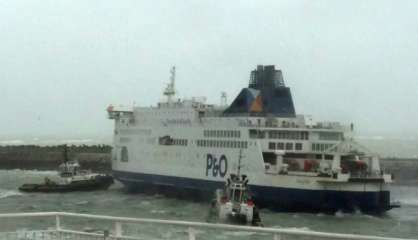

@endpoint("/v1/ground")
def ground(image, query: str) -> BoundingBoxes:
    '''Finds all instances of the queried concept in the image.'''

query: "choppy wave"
[150,210,167,214]
[0,189,23,199]
[224,231,258,237]
[400,199,418,206]
[0,139,25,145]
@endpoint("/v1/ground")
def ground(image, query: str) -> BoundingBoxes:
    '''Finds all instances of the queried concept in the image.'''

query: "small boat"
[212,150,262,226]
[19,145,114,193]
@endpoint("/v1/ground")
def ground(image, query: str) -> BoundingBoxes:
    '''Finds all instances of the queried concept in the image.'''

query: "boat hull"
[113,170,392,214]
[19,175,114,193]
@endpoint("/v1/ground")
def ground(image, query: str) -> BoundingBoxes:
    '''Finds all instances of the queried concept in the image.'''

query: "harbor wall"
[0,145,417,183]
[381,158,418,185]
[0,145,111,172]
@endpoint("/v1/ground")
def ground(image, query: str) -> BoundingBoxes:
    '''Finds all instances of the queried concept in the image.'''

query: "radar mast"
[163,66,176,103]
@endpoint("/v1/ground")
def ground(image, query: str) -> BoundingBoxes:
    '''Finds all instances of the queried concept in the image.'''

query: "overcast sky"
[1,0,417,139]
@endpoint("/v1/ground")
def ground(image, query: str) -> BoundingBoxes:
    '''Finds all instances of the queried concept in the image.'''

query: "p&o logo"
[206,154,228,178]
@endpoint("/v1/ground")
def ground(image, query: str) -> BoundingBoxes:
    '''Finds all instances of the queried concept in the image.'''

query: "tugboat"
[213,150,262,226]
[19,145,114,193]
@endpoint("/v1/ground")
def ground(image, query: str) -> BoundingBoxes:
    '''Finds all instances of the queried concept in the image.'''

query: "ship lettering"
[206,154,228,178]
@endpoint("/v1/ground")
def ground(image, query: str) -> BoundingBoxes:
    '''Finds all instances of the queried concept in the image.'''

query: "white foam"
[400,199,418,206]
[264,226,312,232]
[224,231,257,237]
[150,210,167,214]
[0,189,23,199]
[75,200,89,205]
[0,139,25,145]
[16,169,58,175]
[334,210,345,218]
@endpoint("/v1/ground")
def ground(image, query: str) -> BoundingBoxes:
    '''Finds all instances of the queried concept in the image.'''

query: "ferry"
[107,65,395,213]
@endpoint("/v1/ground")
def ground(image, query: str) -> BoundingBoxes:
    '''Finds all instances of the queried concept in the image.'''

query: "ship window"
[159,136,173,145]
[300,131,307,140]
[319,132,342,141]
[249,129,265,139]
[120,137,131,143]
[295,143,302,151]
[262,152,276,165]
[112,149,117,161]
[269,142,276,150]
[121,146,129,162]
[285,143,293,150]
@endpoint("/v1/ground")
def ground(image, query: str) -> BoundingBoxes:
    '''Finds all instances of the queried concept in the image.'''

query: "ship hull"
[113,170,391,214]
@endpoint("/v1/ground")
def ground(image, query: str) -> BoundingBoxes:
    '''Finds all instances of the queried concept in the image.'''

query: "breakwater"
[0,145,111,172]
[0,145,417,183]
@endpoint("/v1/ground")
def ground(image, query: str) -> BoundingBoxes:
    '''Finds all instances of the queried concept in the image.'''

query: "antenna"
[163,66,176,103]
[237,148,244,176]
[221,92,227,106]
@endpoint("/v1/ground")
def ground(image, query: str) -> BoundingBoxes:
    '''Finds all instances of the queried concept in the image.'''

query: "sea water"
[0,170,417,239]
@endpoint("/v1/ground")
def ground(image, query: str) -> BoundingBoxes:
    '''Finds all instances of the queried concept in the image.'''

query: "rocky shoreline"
[0,145,417,183]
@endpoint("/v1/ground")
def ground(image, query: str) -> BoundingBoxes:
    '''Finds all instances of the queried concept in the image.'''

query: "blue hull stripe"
[113,170,391,213]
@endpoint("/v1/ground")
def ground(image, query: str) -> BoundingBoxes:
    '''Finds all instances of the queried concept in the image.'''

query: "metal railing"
[0,212,415,240]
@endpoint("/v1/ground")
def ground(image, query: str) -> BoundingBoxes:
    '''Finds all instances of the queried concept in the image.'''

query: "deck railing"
[0,212,415,240]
